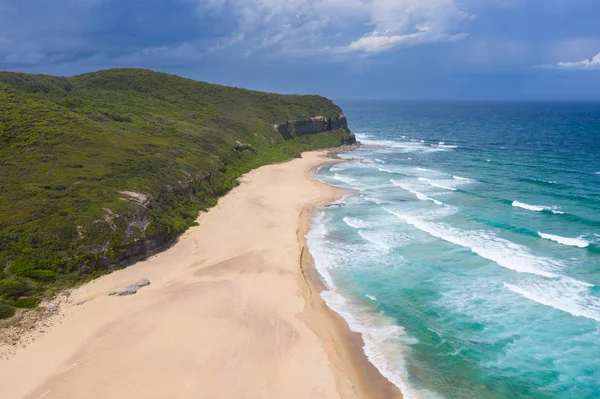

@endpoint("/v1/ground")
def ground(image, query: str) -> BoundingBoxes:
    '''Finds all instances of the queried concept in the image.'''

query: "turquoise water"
[307,101,600,399]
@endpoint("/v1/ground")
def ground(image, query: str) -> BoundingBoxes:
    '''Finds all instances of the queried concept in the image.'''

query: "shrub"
[0,303,16,319]
[0,278,30,299]
[0,68,346,300]
[14,297,40,309]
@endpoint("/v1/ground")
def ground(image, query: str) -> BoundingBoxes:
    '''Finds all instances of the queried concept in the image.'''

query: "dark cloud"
[1,0,599,100]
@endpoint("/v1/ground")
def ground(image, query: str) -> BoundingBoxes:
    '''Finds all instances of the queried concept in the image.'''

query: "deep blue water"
[307,101,600,399]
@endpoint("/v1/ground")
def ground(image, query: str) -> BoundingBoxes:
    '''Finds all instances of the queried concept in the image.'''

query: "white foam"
[329,197,347,207]
[366,294,377,301]
[343,217,372,229]
[331,161,373,173]
[378,166,436,178]
[512,201,564,214]
[512,201,545,212]
[314,164,327,173]
[305,211,337,289]
[361,195,387,205]
[333,173,358,186]
[307,210,443,398]
[391,180,443,206]
[453,175,470,181]
[525,178,558,185]
[505,280,600,322]
[320,290,443,399]
[358,230,415,250]
[409,205,458,221]
[384,207,564,279]
[538,232,589,248]
[378,167,395,174]
[418,177,457,191]
[354,134,447,153]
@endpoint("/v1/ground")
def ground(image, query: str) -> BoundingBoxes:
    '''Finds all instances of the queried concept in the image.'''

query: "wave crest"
[343,217,372,229]
[512,201,564,214]
[391,180,443,205]
[384,207,563,279]
[538,232,589,248]
[418,177,457,191]
[505,280,600,322]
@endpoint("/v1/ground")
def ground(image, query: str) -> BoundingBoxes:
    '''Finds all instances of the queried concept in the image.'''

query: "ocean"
[307,101,600,399]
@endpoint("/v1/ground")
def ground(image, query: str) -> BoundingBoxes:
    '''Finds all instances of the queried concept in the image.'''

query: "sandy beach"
[0,151,401,399]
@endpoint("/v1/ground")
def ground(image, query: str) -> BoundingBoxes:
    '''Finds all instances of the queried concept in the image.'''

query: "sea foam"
[332,173,359,187]
[453,175,470,181]
[538,232,589,248]
[505,279,600,322]
[512,201,564,214]
[343,217,372,229]
[354,134,450,153]
[391,180,443,205]
[358,230,415,250]
[308,210,443,399]
[418,177,457,191]
[384,208,563,278]
[319,289,444,399]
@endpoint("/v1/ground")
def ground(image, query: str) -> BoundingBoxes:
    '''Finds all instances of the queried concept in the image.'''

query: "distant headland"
[0,68,354,315]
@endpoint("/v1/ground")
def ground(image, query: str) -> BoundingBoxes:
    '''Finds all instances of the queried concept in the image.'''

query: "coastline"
[298,162,404,399]
[0,150,399,399]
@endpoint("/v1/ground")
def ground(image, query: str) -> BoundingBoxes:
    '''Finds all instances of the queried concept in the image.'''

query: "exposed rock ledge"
[274,114,356,145]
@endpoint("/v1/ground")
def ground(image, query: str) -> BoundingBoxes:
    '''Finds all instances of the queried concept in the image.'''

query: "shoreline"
[298,161,404,399]
[0,149,399,399]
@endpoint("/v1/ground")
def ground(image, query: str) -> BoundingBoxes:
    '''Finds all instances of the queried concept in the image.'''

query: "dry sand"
[0,151,401,399]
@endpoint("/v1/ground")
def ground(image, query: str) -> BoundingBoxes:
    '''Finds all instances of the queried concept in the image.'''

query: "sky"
[1,0,600,100]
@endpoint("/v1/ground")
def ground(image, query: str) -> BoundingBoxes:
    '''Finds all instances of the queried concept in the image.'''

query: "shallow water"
[308,101,600,398]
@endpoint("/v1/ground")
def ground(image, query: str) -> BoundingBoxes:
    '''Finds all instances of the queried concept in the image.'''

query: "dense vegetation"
[0,68,350,316]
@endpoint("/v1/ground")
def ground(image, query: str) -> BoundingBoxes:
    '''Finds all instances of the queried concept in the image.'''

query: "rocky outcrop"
[274,114,350,138]
[234,140,255,153]
[109,279,151,296]
[342,132,357,145]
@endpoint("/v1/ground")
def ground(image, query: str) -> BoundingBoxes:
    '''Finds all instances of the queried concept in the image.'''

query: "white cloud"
[337,30,468,54]
[345,32,411,54]
[542,52,600,70]
[196,0,473,56]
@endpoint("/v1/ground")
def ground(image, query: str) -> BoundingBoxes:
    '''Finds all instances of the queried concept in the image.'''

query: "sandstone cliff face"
[275,114,351,138]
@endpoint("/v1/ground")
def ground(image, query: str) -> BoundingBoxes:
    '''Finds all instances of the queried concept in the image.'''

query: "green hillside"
[0,68,351,312]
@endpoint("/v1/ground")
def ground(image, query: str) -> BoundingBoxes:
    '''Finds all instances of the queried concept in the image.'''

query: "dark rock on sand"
[109,279,151,296]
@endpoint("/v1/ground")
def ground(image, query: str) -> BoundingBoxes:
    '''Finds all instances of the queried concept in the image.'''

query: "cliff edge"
[275,114,357,145]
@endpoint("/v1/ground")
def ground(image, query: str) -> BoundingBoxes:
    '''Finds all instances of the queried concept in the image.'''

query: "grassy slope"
[0,68,349,308]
